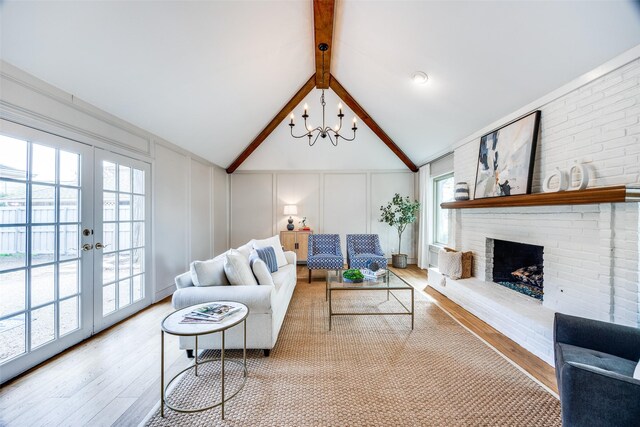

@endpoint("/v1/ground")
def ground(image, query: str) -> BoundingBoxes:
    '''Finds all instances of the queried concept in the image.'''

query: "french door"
[0,121,151,383]
[93,149,151,332]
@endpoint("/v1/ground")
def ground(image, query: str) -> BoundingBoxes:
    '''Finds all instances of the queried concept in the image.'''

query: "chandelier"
[289,43,358,146]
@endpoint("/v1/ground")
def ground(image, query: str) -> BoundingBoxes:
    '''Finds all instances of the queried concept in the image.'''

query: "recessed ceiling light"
[412,71,429,85]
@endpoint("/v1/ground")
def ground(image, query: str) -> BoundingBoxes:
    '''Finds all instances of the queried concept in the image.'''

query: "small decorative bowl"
[343,277,363,283]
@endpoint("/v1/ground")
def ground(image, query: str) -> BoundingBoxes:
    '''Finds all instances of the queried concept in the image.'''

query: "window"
[433,173,454,245]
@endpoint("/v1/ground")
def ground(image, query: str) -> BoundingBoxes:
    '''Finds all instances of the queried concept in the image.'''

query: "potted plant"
[379,193,421,268]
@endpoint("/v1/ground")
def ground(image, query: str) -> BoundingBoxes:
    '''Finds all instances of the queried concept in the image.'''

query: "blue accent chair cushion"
[307,234,344,283]
[346,234,387,270]
[554,313,640,427]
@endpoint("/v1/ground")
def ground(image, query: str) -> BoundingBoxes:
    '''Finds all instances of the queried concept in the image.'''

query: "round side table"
[160,301,249,419]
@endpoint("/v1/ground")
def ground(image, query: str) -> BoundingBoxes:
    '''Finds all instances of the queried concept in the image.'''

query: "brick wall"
[452,58,640,327]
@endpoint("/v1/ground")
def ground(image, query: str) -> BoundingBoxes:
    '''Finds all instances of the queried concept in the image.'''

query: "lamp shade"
[283,205,298,216]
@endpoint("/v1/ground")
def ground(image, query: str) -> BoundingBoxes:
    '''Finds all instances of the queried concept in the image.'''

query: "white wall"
[230,171,417,260]
[0,60,230,303]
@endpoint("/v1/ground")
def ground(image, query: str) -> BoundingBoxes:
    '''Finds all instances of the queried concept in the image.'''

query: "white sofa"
[172,241,297,357]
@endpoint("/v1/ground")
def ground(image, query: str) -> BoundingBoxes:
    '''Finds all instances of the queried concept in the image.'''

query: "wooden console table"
[280,230,313,263]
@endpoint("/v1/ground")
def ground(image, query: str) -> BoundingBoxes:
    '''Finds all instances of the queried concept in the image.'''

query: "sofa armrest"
[172,285,275,314]
[175,271,194,289]
[559,362,640,426]
[554,313,640,361]
[284,250,296,265]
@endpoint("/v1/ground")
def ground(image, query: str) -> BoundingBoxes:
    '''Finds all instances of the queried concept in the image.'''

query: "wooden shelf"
[441,185,640,209]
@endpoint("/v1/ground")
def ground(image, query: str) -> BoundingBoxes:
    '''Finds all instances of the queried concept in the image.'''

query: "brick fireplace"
[426,56,640,365]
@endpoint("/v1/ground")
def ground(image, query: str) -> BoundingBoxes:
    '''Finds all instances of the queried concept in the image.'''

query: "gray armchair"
[554,313,640,427]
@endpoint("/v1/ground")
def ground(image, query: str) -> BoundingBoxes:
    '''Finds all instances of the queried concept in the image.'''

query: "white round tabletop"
[161,301,249,336]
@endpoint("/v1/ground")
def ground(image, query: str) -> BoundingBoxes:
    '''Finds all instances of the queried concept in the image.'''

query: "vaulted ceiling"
[2,1,640,171]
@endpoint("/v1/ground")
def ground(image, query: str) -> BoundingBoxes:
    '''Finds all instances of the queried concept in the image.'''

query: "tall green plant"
[379,193,421,255]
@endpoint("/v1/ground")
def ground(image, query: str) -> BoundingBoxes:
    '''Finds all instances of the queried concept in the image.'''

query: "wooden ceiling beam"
[329,75,419,172]
[313,0,335,89]
[226,74,316,174]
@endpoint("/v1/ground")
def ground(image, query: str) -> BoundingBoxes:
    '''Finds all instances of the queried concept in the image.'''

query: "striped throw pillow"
[256,246,278,273]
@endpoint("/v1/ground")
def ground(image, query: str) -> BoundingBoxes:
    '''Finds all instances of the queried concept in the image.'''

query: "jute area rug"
[146,281,560,426]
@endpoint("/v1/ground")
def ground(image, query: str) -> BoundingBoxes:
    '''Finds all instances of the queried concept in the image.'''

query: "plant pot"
[392,254,408,269]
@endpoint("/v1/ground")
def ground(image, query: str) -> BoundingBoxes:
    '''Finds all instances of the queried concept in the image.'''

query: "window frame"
[432,172,454,247]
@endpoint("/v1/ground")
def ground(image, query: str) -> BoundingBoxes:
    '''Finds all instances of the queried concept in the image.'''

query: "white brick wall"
[443,56,640,363]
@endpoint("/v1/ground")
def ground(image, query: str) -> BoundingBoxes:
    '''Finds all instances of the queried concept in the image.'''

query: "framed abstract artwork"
[473,110,541,199]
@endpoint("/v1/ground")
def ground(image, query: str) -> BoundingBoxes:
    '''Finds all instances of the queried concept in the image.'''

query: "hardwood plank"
[226,74,316,173]
[313,0,335,88]
[441,185,630,209]
[86,397,137,427]
[329,75,418,172]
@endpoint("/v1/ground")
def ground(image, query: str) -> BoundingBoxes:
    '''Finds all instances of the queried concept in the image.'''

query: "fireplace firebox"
[490,239,544,300]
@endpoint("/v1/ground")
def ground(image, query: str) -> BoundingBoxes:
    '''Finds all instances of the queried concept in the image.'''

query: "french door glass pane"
[0,314,25,362]
[31,264,55,306]
[59,224,79,261]
[31,225,55,265]
[0,136,83,366]
[132,275,143,302]
[31,304,55,348]
[103,284,116,315]
[0,135,27,179]
[0,270,26,316]
[31,144,56,183]
[59,297,78,336]
[0,226,27,269]
[59,260,79,298]
[101,161,146,317]
[60,187,79,222]
[59,151,79,186]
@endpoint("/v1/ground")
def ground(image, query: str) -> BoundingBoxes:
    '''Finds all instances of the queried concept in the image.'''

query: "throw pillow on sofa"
[236,240,255,260]
[253,235,287,268]
[190,256,230,286]
[249,257,275,286]
[224,249,258,286]
[255,247,278,273]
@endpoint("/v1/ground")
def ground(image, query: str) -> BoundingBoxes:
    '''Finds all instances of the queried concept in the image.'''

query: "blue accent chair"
[346,234,387,270]
[554,313,640,427]
[307,234,344,283]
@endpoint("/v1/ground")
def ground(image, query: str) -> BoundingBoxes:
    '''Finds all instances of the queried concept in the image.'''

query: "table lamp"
[283,205,297,230]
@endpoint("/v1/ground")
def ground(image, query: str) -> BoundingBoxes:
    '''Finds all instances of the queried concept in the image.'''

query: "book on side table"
[179,303,242,323]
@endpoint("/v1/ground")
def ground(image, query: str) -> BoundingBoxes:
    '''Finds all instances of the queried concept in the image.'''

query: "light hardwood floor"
[0,265,557,426]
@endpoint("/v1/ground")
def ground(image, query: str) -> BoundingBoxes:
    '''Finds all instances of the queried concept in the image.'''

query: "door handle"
[82,243,94,251]
[95,242,108,250]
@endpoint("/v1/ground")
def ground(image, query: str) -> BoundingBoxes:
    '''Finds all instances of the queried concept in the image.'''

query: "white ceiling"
[1,1,640,170]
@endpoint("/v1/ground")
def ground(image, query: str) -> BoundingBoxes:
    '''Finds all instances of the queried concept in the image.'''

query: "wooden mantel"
[441,185,640,209]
